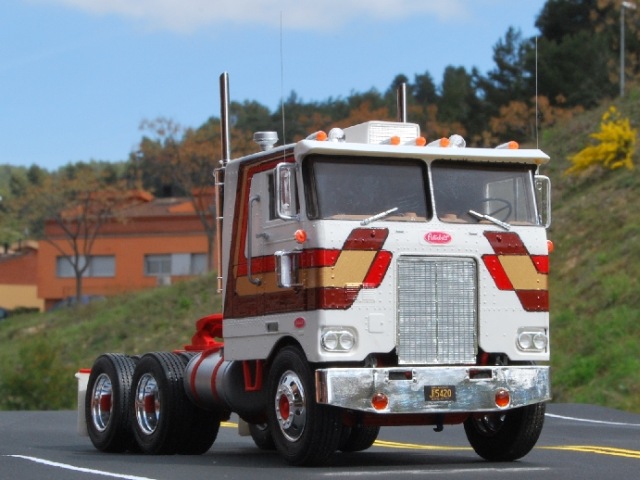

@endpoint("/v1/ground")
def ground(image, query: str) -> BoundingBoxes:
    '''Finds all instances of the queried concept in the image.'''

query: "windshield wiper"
[468,210,511,231]
[361,207,398,226]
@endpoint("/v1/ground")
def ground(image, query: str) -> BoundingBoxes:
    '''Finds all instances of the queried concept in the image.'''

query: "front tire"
[85,353,137,452]
[266,346,342,466]
[464,402,546,461]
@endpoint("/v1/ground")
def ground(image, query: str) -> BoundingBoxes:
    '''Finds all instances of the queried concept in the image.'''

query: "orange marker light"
[316,130,328,141]
[440,137,450,147]
[390,136,401,145]
[508,140,519,149]
[295,229,307,243]
[415,136,427,146]
[547,239,554,254]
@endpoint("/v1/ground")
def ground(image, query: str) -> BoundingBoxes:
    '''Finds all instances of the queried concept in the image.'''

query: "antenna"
[280,12,286,146]
[535,36,539,149]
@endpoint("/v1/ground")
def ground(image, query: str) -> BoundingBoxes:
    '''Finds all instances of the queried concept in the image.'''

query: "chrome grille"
[397,256,477,365]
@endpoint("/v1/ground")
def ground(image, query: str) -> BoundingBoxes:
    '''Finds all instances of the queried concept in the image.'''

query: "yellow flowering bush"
[566,106,636,175]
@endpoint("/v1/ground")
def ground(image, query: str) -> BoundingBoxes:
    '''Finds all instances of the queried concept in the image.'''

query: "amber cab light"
[295,229,307,243]
[547,239,554,254]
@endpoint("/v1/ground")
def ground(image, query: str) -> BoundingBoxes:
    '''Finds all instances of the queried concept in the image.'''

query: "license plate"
[424,385,456,402]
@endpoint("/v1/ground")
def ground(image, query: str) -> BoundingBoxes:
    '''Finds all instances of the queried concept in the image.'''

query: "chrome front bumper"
[315,366,550,414]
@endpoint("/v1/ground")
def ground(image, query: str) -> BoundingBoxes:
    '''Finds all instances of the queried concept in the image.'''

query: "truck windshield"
[431,161,539,226]
[303,155,430,221]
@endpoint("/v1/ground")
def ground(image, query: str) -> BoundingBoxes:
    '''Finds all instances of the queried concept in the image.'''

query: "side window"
[268,172,277,220]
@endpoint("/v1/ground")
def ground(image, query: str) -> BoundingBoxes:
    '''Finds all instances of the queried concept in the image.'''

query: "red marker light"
[371,393,389,411]
[495,389,511,408]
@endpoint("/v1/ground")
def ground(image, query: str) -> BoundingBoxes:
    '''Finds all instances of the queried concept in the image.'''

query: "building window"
[144,255,171,276]
[144,253,206,276]
[56,255,115,278]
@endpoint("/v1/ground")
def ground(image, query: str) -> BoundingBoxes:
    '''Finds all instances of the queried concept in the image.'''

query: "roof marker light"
[428,137,449,147]
[415,136,427,146]
[390,135,401,145]
[496,141,519,150]
[306,131,328,141]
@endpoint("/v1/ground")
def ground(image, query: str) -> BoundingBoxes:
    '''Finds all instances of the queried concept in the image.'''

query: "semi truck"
[81,73,552,466]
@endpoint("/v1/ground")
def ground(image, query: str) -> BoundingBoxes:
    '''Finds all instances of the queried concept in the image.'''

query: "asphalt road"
[1,404,639,480]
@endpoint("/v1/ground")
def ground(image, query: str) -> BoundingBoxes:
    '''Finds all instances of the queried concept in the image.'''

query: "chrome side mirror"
[535,175,551,228]
[275,250,302,288]
[275,163,299,221]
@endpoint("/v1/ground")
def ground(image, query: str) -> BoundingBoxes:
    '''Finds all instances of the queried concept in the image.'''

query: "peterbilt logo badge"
[424,232,452,244]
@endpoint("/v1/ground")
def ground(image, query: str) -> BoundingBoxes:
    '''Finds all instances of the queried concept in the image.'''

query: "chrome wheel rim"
[274,370,306,442]
[135,373,160,435]
[90,373,113,432]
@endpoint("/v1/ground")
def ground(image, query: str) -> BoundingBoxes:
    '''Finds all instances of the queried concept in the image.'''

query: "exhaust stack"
[220,72,231,164]
[397,82,407,123]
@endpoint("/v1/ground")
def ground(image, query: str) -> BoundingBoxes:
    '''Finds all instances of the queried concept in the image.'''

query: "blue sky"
[2,0,547,171]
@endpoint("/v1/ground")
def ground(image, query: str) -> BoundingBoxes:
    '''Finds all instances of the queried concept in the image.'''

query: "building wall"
[0,248,44,311]
[37,214,214,310]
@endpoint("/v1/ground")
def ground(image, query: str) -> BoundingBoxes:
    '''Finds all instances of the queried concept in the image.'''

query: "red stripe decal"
[531,255,549,274]
[516,290,549,312]
[484,231,528,255]
[343,228,389,250]
[363,250,393,288]
[482,254,513,290]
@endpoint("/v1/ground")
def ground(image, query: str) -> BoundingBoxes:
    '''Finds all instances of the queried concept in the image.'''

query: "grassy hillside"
[537,87,640,412]
[1,89,639,413]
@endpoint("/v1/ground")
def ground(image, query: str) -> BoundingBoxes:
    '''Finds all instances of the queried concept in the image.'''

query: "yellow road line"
[372,440,470,451]
[541,445,640,459]
[221,421,640,459]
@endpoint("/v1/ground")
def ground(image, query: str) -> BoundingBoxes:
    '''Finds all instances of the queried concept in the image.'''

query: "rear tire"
[266,346,342,466]
[131,352,185,454]
[249,423,276,450]
[339,425,380,452]
[464,402,546,461]
[85,353,137,452]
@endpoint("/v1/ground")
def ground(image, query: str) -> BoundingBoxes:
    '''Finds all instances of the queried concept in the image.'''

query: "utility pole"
[621,1,637,97]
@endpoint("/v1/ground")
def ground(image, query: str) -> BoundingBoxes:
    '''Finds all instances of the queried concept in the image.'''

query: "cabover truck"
[81,73,552,466]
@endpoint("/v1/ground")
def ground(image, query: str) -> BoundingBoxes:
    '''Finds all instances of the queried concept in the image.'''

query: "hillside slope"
[538,87,640,412]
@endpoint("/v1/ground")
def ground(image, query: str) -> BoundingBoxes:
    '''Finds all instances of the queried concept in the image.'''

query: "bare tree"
[15,164,131,302]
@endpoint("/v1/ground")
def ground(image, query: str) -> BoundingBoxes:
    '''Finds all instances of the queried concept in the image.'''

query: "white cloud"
[31,0,469,33]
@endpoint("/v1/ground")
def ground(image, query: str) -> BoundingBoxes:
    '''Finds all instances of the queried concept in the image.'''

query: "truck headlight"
[321,328,356,352]
[517,328,548,352]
